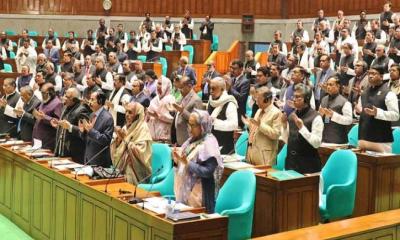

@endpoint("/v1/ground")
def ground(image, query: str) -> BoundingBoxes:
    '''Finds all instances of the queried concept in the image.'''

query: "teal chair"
[3,64,12,73]
[310,74,316,86]
[33,40,38,48]
[64,32,78,38]
[319,149,357,222]
[245,96,252,117]
[183,45,194,64]
[9,52,15,59]
[137,55,147,63]
[235,131,248,157]
[215,170,256,240]
[138,168,174,197]
[347,124,359,147]
[165,45,172,51]
[28,31,38,37]
[273,144,287,170]
[392,128,400,154]
[211,35,219,51]
[159,57,168,76]
[5,29,16,36]
[149,143,172,184]
[197,91,203,99]
[192,34,198,40]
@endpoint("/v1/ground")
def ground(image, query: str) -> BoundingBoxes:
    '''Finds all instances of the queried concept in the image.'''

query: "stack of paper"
[222,154,245,163]
[138,197,193,214]
[223,161,253,170]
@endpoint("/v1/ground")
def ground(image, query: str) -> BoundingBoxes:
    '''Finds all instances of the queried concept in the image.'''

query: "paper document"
[4,105,17,118]
[223,161,253,169]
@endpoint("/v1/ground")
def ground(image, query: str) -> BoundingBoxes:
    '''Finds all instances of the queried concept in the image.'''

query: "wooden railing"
[204,40,240,74]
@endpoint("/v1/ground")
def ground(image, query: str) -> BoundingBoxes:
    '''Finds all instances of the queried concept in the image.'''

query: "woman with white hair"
[206,77,238,154]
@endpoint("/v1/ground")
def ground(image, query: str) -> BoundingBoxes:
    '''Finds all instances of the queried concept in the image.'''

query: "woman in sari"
[147,76,175,142]
[173,109,224,213]
[111,102,153,184]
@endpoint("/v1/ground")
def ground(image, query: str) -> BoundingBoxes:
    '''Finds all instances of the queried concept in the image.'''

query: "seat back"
[28,31,38,37]
[245,96,252,117]
[139,168,175,197]
[3,64,12,73]
[322,150,357,194]
[137,55,147,63]
[235,131,248,157]
[159,57,168,76]
[347,124,359,147]
[273,144,287,170]
[5,29,16,36]
[151,143,172,183]
[165,45,172,51]
[211,35,219,51]
[192,34,198,40]
[215,170,256,240]
[9,51,16,59]
[393,128,400,154]
[183,45,194,64]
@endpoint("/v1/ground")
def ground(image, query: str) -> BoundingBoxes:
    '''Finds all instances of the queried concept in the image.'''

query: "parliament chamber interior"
[1,0,400,239]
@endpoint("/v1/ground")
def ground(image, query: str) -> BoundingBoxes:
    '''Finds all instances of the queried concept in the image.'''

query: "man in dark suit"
[79,91,114,167]
[0,78,21,138]
[43,39,60,71]
[51,88,89,164]
[201,61,220,101]
[14,86,41,141]
[267,43,288,70]
[130,79,150,108]
[228,59,250,128]
[314,54,336,109]
[172,76,203,145]
[199,15,214,42]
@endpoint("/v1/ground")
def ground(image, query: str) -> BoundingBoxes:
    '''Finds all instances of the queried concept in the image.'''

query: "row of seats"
[139,142,256,240]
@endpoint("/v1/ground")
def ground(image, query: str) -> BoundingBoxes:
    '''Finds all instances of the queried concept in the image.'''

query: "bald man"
[52,87,89,164]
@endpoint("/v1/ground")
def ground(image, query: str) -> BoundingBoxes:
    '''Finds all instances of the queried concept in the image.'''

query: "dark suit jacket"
[55,102,89,164]
[80,108,114,167]
[0,92,20,138]
[199,21,214,42]
[19,95,41,141]
[174,90,203,145]
[131,92,150,108]
[230,74,250,126]
[314,68,336,101]
[201,70,220,101]
[43,47,60,68]
[268,53,287,70]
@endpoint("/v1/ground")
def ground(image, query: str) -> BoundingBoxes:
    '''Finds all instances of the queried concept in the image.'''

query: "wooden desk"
[222,167,319,237]
[0,145,228,240]
[187,40,211,64]
[160,51,189,77]
[142,62,163,78]
[255,209,400,240]
[319,146,400,217]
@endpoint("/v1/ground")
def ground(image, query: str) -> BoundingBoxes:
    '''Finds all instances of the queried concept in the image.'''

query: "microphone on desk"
[128,165,164,205]
[74,145,109,180]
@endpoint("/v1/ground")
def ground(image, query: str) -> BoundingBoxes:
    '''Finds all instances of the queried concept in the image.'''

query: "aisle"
[0,214,32,240]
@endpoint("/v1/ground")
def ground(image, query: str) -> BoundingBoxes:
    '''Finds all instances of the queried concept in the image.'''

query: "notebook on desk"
[270,170,304,180]
[167,212,200,222]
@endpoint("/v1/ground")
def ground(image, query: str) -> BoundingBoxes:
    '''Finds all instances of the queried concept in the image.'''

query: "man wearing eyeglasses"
[201,61,219,101]
[370,44,394,79]
[356,66,399,153]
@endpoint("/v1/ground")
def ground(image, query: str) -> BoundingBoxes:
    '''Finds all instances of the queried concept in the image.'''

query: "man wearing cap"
[356,65,399,153]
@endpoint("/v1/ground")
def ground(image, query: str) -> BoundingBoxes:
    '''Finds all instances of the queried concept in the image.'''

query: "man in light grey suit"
[314,54,336,109]
[172,76,203,145]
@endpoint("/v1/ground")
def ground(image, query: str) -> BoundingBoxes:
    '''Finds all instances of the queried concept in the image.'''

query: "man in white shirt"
[16,39,37,74]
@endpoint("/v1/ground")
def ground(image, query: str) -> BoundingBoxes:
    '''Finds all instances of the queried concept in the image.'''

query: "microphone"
[140,173,160,210]
[74,145,109,180]
[128,166,164,204]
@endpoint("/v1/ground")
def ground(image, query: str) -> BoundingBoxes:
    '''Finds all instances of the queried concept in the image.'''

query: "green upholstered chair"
[3,64,12,73]
[28,31,38,37]
[149,143,172,184]
[392,128,400,154]
[272,144,287,170]
[319,149,357,222]
[211,35,219,51]
[165,45,173,51]
[9,51,16,59]
[235,131,248,157]
[183,45,194,64]
[5,29,16,36]
[159,57,168,76]
[245,96,252,117]
[138,168,174,197]
[215,170,256,240]
[347,124,359,147]
[137,55,147,63]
